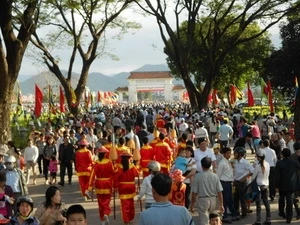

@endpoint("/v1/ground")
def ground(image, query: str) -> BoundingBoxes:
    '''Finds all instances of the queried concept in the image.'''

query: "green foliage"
[139,0,298,109]
[165,14,273,94]
[264,8,300,108]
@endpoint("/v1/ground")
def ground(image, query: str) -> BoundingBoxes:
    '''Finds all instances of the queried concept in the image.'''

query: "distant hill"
[19,64,183,95]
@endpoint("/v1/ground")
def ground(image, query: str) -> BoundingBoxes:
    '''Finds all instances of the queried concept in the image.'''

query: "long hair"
[121,156,130,171]
[258,155,266,174]
[44,186,61,208]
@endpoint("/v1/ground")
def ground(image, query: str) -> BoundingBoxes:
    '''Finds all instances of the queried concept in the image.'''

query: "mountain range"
[19,64,183,95]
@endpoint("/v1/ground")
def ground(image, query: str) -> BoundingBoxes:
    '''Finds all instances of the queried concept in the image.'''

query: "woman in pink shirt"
[251,120,261,153]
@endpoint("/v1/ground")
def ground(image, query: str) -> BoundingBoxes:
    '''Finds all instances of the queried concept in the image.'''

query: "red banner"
[247,82,254,107]
[59,86,65,113]
[34,84,43,117]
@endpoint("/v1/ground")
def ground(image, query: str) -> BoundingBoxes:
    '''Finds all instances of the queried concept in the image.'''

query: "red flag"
[59,86,65,113]
[212,89,220,105]
[229,85,237,105]
[207,93,212,104]
[97,91,102,103]
[267,80,274,112]
[247,82,254,107]
[34,84,43,117]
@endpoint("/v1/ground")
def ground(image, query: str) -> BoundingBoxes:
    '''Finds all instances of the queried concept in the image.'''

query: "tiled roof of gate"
[128,71,173,79]
[115,87,128,92]
[172,85,185,90]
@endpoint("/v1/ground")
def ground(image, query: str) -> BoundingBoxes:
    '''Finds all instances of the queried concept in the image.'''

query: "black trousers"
[269,167,276,199]
[60,162,73,184]
[279,190,294,221]
[37,154,44,174]
[234,180,248,216]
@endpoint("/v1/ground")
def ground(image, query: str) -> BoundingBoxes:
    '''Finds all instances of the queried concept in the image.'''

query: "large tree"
[135,0,299,110]
[29,0,138,115]
[0,1,40,143]
[166,20,273,104]
[264,8,300,139]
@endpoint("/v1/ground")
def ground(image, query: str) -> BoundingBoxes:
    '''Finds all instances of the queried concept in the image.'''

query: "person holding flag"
[115,151,140,225]
[88,146,116,225]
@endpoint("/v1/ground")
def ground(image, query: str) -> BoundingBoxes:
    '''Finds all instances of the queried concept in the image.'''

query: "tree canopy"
[165,19,273,103]
[135,0,300,110]
[0,0,40,143]
[264,7,300,138]
[29,0,139,114]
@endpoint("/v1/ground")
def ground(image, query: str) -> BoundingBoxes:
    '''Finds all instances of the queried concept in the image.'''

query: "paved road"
[27,150,299,225]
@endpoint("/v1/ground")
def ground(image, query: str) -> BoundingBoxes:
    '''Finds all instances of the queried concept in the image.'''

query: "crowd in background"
[1,102,300,225]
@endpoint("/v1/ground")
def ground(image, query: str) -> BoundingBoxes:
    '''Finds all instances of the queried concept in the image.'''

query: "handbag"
[245,177,261,202]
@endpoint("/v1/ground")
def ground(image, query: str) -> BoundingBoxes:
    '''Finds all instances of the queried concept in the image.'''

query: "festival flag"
[84,90,90,109]
[267,80,274,112]
[97,91,102,103]
[104,92,108,103]
[261,78,268,97]
[295,76,299,99]
[182,91,189,101]
[16,81,23,116]
[34,84,43,118]
[212,89,220,105]
[207,93,213,104]
[229,85,243,105]
[90,92,94,106]
[70,87,77,107]
[59,86,65,113]
[247,82,254,107]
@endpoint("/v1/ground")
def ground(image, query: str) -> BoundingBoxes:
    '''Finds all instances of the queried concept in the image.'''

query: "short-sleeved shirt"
[234,157,254,181]
[191,170,223,197]
[194,149,216,172]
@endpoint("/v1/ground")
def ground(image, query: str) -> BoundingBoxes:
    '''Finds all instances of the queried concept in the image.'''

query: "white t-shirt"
[194,148,216,172]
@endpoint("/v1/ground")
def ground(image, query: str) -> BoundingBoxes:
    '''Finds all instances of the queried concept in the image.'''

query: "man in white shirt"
[260,139,277,201]
[219,119,233,150]
[194,138,216,173]
[217,147,240,223]
[24,139,39,185]
[233,147,254,219]
[86,127,98,154]
[178,118,189,137]
[285,132,295,154]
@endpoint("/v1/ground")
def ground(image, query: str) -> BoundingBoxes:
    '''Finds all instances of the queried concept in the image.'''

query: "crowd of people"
[0,103,299,225]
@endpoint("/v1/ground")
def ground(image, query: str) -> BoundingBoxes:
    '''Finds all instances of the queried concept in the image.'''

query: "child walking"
[49,155,58,185]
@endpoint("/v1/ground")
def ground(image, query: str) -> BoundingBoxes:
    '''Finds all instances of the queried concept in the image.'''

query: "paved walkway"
[27,149,299,225]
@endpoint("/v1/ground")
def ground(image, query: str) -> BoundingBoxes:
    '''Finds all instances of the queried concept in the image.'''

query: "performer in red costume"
[153,132,173,174]
[88,146,116,225]
[75,138,93,200]
[140,137,155,178]
[115,151,139,225]
[115,137,131,166]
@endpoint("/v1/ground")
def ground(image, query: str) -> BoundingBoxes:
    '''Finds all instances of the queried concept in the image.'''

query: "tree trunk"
[0,80,14,144]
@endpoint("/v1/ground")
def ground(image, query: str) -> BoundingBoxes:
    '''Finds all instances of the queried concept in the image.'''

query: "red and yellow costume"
[89,158,116,221]
[155,118,165,128]
[169,181,186,206]
[76,145,93,197]
[115,145,130,165]
[103,142,112,159]
[175,140,187,158]
[139,144,155,178]
[115,163,139,224]
[153,140,172,174]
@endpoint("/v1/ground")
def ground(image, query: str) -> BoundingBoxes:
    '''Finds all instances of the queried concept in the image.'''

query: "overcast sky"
[19,7,281,78]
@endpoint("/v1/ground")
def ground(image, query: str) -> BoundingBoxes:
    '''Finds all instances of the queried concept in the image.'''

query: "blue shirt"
[139,201,194,225]
[174,156,188,173]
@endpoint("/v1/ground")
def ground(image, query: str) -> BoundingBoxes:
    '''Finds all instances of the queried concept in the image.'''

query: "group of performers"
[75,126,179,225]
